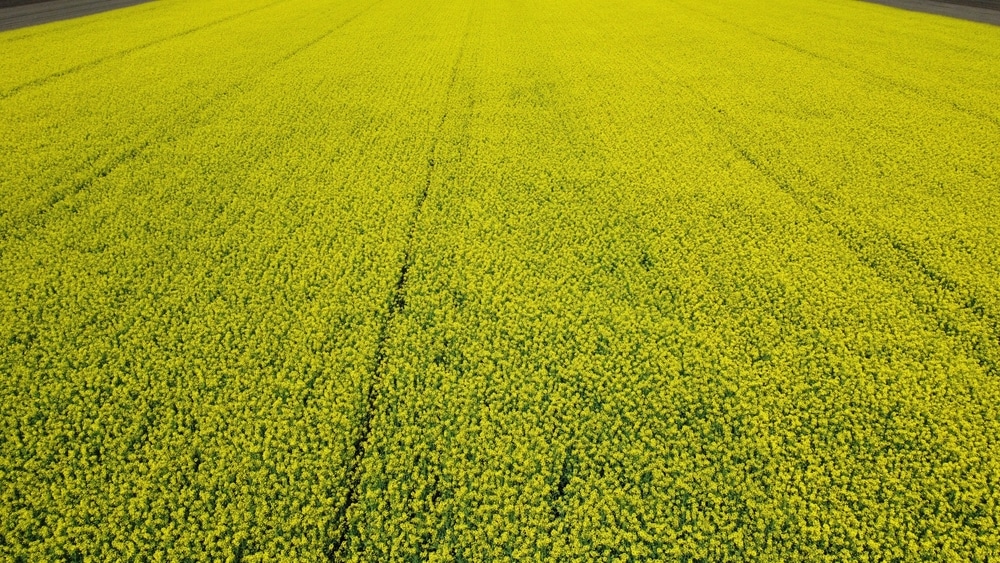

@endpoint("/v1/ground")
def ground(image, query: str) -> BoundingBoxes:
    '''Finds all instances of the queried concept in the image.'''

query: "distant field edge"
[0,0,154,32]
[0,0,52,8]
[860,0,1000,25]
[0,0,55,7]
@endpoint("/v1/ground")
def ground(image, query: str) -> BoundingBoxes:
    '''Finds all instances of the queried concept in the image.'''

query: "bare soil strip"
[862,0,1000,25]
[0,0,153,32]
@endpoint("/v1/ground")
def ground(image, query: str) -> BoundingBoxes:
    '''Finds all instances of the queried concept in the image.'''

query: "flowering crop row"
[1,0,469,559]
[343,0,1000,560]
[2,0,999,560]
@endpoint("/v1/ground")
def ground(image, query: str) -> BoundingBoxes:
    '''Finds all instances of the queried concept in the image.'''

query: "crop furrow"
[4,0,1000,559]
[326,9,473,560]
[721,126,1000,376]
[0,0,380,245]
[621,25,1000,381]
[668,0,1000,129]
[0,0,287,101]
[727,137,1000,377]
[274,0,384,64]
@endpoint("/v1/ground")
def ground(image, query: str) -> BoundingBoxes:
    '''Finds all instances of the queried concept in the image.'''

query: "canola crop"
[1,0,999,560]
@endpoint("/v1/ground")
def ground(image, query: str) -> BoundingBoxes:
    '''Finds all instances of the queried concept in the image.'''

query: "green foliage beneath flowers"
[2,0,1000,560]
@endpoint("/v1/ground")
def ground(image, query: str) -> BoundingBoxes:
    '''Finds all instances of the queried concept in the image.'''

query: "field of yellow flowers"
[2,0,999,560]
